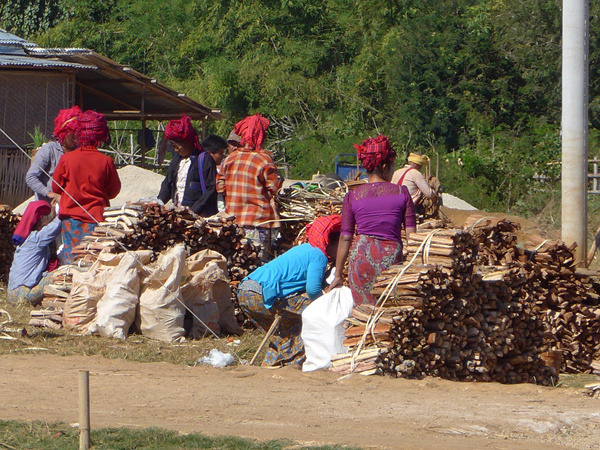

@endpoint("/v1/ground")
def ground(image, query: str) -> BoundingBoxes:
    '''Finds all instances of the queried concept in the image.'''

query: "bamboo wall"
[0,148,31,207]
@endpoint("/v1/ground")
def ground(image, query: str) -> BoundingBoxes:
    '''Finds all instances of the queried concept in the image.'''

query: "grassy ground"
[0,286,265,366]
[0,420,355,449]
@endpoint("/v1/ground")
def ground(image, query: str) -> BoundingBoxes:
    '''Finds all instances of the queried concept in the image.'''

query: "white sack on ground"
[301,286,354,372]
[136,244,186,342]
[88,250,153,339]
[62,253,126,332]
[182,249,243,337]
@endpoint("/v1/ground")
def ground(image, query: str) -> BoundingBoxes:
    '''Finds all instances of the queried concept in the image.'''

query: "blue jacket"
[246,243,328,309]
[158,150,218,216]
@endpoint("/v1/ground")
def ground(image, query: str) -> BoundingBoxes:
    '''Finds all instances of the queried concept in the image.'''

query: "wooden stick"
[249,314,282,365]
[79,370,90,450]
[586,225,600,267]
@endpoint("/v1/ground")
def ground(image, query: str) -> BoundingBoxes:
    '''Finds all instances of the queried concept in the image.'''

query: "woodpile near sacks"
[0,205,20,282]
[339,216,600,384]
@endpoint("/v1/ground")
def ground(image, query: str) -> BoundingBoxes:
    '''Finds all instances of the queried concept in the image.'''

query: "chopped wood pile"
[341,218,600,384]
[275,183,344,251]
[0,205,20,282]
[27,266,73,330]
[463,214,523,265]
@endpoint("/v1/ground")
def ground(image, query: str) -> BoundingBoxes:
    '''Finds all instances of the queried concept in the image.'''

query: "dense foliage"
[2,0,599,214]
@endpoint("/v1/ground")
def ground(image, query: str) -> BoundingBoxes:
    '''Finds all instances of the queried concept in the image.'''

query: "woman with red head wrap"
[8,200,61,305]
[158,114,218,216]
[51,110,121,263]
[329,135,417,306]
[26,106,82,204]
[233,113,270,152]
[237,215,341,367]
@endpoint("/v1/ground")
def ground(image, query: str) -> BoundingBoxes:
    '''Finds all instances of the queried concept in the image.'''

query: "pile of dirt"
[13,165,164,214]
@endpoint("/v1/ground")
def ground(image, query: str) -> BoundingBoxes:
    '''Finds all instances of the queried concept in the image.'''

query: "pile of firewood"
[28,266,73,330]
[275,184,344,222]
[0,205,20,282]
[463,214,524,265]
[372,262,558,384]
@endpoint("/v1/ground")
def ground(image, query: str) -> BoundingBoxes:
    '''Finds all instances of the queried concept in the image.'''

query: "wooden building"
[0,29,222,206]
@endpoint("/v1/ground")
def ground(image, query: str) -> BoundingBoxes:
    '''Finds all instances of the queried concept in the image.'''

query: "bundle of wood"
[518,260,600,373]
[405,229,478,275]
[419,176,442,220]
[275,184,344,222]
[463,214,524,265]
[114,204,260,282]
[524,235,576,271]
[0,205,20,282]
[28,267,74,330]
[374,264,557,384]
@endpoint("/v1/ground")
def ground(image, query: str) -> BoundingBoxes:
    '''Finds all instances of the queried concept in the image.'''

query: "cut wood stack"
[405,229,478,275]
[463,214,524,265]
[518,237,600,373]
[0,205,20,282]
[374,262,558,384]
[28,266,74,330]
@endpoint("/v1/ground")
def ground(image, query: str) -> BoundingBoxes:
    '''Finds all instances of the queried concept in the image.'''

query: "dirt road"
[1,355,598,448]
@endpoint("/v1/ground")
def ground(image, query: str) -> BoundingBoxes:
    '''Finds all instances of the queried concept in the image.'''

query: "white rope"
[0,127,244,363]
[350,230,440,371]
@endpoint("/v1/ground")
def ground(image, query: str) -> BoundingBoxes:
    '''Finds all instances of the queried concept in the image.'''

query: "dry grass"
[0,284,266,366]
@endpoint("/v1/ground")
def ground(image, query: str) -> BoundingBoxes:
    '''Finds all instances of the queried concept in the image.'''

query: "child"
[8,201,61,305]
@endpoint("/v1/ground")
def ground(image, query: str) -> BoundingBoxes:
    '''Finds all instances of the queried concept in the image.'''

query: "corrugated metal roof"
[0,29,34,46]
[0,54,95,69]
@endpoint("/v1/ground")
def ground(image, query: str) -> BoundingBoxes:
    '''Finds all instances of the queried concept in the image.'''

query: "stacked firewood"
[463,214,524,265]
[405,229,478,275]
[28,267,73,330]
[275,184,344,222]
[373,262,558,384]
[0,205,20,282]
[517,237,600,373]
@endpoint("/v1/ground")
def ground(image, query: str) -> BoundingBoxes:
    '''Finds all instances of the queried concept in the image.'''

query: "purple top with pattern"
[340,182,416,243]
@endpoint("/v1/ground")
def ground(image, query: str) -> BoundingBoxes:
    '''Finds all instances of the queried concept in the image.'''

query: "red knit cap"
[164,114,201,151]
[354,135,396,172]
[233,114,270,151]
[53,106,82,144]
[305,214,342,257]
[76,110,109,147]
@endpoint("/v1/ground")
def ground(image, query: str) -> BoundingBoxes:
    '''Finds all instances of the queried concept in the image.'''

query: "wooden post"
[79,370,90,450]
[249,314,282,365]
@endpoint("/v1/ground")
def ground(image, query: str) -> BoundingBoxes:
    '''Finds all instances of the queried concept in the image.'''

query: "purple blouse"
[340,182,416,243]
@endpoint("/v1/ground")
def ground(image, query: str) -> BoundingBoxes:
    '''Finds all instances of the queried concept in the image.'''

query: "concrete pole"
[562,0,589,265]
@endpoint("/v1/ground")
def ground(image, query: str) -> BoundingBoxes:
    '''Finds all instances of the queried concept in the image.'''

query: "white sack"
[301,286,354,372]
[62,252,126,332]
[136,244,187,342]
[88,250,153,339]
[182,249,242,337]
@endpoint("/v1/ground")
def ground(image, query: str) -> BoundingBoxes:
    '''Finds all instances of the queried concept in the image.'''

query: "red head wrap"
[76,110,109,147]
[353,135,396,172]
[54,106,82,144]
[12,200,51,246]
[164,114,201,151]
[305,214,342,257]
[233,114,270,151]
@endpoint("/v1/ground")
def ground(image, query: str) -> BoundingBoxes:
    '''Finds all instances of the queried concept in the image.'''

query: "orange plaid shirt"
[216,149,282,228]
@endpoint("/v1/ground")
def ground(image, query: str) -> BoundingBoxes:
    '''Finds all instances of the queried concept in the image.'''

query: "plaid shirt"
[216,149,282,228]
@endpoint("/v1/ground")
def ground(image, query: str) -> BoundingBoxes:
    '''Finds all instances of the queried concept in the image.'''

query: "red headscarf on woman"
[354,135,396,172]
[53,106,82,144]
[164,114,201,151]
[76,110,110,147]
[12,200,51,246]
[304,214,342,257]
[233,114,270,151]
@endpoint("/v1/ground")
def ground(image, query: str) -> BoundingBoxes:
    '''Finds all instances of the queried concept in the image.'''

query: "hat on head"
[227,131,242,147]
[408,153,429,166]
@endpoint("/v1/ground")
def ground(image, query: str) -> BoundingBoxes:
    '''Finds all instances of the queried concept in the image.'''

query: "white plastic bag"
[88,250,153,339]
[196,348,235,368]
[301,286,354,372]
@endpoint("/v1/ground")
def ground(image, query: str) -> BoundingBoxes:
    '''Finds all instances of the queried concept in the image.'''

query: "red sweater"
[52,146,121,223]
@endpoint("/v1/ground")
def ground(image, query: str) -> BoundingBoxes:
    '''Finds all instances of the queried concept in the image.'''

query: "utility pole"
[562,0,589,265]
